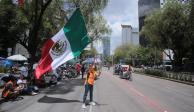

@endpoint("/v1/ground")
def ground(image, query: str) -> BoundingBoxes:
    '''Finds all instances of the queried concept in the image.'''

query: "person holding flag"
[82,64,96,109]
[35,8,90,79]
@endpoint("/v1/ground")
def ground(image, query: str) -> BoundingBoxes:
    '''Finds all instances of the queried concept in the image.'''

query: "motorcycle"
[119,66,133,81]
[62,66,79,79]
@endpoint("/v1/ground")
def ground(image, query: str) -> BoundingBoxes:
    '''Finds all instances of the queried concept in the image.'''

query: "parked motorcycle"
[62,65,79,79]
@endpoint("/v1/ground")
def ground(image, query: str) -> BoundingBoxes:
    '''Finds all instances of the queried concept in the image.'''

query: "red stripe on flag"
[35,39,54,79]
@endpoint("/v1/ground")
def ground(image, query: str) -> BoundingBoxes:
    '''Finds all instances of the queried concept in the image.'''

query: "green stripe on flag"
[63,8,91,57]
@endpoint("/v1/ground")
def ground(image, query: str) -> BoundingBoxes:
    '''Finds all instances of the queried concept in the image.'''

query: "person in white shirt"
[17,74,38,95]
[20,63,28,79]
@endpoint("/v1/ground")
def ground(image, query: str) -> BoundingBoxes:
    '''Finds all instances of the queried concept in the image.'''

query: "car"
[159,60,173,71]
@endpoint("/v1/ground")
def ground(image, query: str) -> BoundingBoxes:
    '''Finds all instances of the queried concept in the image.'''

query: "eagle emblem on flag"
[51,40,67,56]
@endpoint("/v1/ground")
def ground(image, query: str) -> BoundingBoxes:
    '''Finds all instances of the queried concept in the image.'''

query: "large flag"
[35,8,90,79]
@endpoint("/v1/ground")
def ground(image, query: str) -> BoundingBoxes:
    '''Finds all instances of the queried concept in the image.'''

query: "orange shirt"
[85,70,95,85]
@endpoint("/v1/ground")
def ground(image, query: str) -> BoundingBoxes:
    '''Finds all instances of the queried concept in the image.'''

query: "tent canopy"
[82,58,101,64]
[7,54,27,61]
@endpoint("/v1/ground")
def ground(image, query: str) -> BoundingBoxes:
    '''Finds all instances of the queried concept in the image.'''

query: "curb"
[135,72,194,86]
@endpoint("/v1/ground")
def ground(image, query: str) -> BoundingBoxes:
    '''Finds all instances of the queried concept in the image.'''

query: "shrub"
[145,69,164,77]
[0,67,8,73]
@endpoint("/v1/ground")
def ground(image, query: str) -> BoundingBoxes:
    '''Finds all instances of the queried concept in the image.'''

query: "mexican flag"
[35,8,90,79]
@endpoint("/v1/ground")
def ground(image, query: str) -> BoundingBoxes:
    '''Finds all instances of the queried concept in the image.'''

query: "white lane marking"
[89,105,93,112]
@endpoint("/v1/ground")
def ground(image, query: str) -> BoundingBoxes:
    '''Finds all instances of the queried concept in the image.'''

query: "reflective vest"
[85,71,95,85]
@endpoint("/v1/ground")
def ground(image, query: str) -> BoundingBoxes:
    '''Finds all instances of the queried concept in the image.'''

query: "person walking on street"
[81,64,85,79]
[82,64,96,109]
[128,64,133,81]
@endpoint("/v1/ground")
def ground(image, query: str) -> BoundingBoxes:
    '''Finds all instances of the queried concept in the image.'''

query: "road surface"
[0,68,194,112]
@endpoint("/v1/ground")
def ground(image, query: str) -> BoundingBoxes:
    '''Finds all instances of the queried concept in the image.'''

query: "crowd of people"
[1,62,38,100]
[1,62,102,101]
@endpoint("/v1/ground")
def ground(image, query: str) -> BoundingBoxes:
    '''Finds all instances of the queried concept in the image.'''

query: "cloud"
[103,0,138,54]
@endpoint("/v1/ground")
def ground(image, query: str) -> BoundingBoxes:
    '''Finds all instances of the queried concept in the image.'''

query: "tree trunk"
[189,0,194,63]
[173,52,183,72]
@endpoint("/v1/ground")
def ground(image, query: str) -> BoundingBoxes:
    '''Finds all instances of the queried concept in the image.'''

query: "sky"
[102,0,139,54]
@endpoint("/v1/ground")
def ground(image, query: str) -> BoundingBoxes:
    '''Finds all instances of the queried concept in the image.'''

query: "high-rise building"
[138,0,160,47]
[102,37,111,57]
[121,25,132,45]
[121,25,139,45]
[132,28,139,45]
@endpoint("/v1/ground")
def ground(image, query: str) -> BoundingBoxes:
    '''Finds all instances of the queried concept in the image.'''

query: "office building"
[121,25,139,45]
[102,37,111,57]
[138,0,160,46]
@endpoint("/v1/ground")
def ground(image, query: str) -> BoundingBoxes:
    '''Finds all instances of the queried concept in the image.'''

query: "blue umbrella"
[3,59,13,67]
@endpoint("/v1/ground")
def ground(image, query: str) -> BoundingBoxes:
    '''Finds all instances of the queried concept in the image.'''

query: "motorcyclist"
[127,64,133,81]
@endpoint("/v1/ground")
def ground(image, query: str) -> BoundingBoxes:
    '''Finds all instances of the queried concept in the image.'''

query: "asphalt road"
[0,68,194,112]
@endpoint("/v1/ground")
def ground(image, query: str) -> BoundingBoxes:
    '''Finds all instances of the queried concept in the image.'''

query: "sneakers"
[31,92,38,95]
[82,104,86,109]
[82,102,96,108]
[89,101,96,106]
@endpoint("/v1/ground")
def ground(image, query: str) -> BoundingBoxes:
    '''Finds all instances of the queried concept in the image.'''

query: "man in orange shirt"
[82,64,96,109]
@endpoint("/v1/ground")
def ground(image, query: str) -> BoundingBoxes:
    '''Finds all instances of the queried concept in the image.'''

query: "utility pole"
[112,55,114,66]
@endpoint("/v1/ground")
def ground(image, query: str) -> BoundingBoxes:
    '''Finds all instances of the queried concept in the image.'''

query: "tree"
[0,0,110,69]
[68,0,111,48]
[87,14,111,48]
[114,44,162,66]
[141,0,190,70]
[189,0,194,61]
[80,48,98,59]
[0,0,18,57]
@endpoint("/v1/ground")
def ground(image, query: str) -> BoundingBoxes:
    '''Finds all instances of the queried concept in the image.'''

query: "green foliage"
[141,0,191,68]
[189,0,194,60]
[0,0,18,49]
[81,48,98,58]
[0,0,110,63]
[67,0,111,41]
[105,56,112,63]
[144,69,164,77]
[114,44,162,65]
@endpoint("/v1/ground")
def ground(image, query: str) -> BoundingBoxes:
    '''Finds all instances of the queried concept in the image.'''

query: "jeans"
[81,70,85,79]
[83,83,93,104]
[21,86,33,95]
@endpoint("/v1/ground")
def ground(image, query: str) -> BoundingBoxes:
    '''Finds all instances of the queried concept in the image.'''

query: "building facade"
[138,0,160,46]
[14,43,29,58]
[102,37,111,57]
[121,25,139,45]
[131,28,139,45]
[121,25,132,45]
